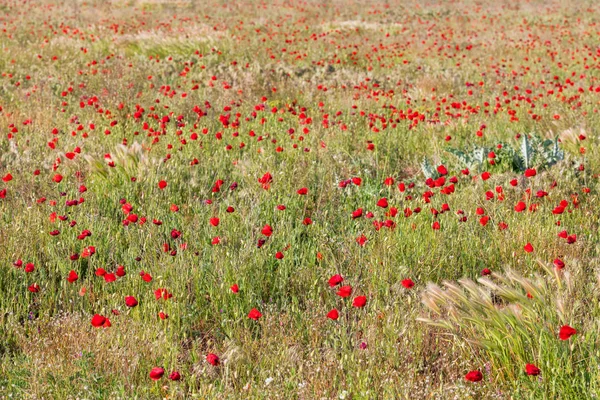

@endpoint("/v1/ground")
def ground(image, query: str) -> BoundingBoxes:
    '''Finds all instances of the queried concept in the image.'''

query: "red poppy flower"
[248,308,262,320]
[261,224,273,236]
[377,198,388,208]
[553,258,565,269]
[82,246,96,257]
[91,314,106,327]
[327,309,339,320]
[158,180,167,189]
[125,296,138,307]
[524,243,534,253]
[258,172,273,189]
[67,270,78,283]
[168,371,181,381]
[465,370,483,382]
[352,208,363,219]
[559,325,577,340]
[553,206,565,214]
[356,235,368,246]
[524,168,537,177]
[28,283,40,293]
[328,274,343,287]
[336,285,352,298]
[154,288,172,300]
[297,187,308,195]
[352,296,367,308]
[207,353,220,366]
[149,367,164,380]
[401,279,415,289]
[525,364,540,376]
[230,284,239,293]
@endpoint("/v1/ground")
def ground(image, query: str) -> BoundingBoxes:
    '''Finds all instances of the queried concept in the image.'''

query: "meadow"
[1,0,600,398]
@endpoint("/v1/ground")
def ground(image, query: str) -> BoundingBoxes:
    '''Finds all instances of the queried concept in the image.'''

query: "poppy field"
[2,0,600,398]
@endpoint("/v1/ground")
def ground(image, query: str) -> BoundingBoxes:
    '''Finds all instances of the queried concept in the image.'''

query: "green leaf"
[421,157,437,179]
[446,148,472,168]
[519,134,534,170]
[472,147,486,170]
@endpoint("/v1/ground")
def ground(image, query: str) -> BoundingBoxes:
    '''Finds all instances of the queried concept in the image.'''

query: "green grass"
[1,0,600,398]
